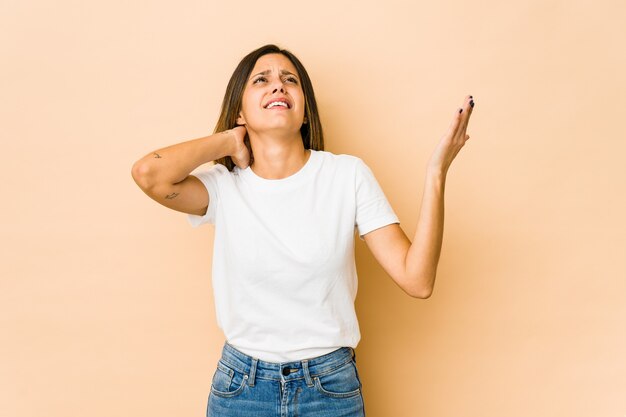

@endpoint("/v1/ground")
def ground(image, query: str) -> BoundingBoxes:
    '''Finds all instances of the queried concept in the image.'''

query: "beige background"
[2,0,625,416]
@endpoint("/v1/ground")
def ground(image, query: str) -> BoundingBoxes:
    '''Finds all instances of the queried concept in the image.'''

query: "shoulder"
[196,162,231,176]
[314,150,366,170]
[191,162,233,185]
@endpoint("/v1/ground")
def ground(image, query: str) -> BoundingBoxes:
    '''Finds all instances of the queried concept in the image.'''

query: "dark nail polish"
[470,100,474,107]
[469,95,473,99]
[459,108,463,113]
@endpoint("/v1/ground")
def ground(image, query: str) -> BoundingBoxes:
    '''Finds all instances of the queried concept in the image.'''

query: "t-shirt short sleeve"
[354,158,400,239]
[186,163,228,228]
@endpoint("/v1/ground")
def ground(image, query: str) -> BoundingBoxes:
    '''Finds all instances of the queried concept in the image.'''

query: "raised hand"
[427,95,475,175]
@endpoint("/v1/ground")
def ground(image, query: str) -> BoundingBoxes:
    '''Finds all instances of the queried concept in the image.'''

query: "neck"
[248,130,310,180]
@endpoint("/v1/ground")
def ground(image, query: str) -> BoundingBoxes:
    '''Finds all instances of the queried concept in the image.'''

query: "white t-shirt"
[187,149,399,362]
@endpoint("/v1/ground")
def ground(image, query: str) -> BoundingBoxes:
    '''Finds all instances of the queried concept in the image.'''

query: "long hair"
[213,44,324,171]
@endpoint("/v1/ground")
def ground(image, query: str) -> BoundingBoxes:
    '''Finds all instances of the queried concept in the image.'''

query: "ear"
[236,111,246,125]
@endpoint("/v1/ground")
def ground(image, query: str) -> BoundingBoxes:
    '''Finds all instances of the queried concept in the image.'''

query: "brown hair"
[213,44,325,171]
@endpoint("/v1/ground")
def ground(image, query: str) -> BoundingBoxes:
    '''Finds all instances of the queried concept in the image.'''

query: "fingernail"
[469,95,473,99]
[459,108,463,113]
[470,100,474,107]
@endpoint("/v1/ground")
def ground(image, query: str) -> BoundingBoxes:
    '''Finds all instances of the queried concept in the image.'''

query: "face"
[236,53,306,135]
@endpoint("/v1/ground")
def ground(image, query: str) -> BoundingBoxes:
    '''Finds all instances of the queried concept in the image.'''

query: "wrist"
[213,129,237,159]
[425,169,446,195]
[426,164,447,180]
[227,127,246,157]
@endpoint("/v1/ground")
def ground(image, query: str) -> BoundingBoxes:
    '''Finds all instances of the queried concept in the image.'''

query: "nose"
[271,77,286,94]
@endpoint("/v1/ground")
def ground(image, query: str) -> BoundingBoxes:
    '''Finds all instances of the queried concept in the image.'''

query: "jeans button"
[282,367,290,376]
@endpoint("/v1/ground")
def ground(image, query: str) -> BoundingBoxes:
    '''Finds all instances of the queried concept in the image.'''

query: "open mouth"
[264,99,291,109]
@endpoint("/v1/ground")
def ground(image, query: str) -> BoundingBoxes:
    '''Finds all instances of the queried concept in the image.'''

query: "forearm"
[404,168,446,297]
[365,96,473,298]
[132,131,233,188]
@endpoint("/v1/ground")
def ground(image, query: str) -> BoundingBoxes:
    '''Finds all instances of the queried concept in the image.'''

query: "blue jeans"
[206,342,366,416]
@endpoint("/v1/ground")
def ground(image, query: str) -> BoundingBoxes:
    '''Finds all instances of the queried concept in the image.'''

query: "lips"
[264,97,291,109]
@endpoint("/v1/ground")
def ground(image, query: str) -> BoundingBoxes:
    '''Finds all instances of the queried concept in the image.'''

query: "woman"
[131,44,475,416]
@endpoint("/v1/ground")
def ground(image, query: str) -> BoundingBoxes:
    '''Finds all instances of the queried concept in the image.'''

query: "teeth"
[266,101,288,109]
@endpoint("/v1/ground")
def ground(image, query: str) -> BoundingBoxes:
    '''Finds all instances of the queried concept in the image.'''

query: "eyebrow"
[250,69,299,79]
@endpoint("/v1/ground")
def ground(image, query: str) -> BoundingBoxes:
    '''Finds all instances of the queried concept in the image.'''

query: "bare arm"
[363,95,475,298]
[363,170,445,298]
[130,126,249,215]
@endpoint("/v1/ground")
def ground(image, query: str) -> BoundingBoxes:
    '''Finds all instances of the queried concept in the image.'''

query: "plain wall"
[2,0,625,416]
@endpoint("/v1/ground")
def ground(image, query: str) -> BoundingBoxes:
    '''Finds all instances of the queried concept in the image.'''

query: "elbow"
[131,160,156,191]
[409,286,433,299]
[405,274,435,299]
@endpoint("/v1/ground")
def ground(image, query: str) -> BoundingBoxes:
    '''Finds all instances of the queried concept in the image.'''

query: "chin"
[250,122,301,134]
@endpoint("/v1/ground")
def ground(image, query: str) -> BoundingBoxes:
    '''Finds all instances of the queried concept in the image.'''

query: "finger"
[446,106,464,137]
[460,95,472,122]
[446,95,474,140]
[457,95,472,115]
[458,95,474,138]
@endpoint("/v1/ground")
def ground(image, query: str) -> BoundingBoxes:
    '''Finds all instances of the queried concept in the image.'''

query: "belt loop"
[248,358,258,387]
[302,360,314,387]
[352,348,356,363]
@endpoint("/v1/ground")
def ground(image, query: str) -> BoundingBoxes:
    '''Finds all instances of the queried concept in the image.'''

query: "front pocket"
[210,360,248,398]
[313,360,362,399]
